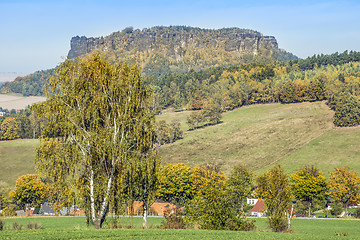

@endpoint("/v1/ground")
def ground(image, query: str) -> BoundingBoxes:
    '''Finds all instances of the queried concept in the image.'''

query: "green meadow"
[0,139,38,186]
[0,216,360,239]
[159,101,360,176]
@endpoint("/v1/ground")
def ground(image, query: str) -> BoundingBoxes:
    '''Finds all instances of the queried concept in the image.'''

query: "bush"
[227,217,255,231]
[12,221,23,230]
[330,202,343,216]
[106,218,122,229]
[162,209,185,229]
[0,219,4,231]
[333,94,360,127]
[2,204,17,217]
[27,222,42,230]
[268,216,288,232]
[354,208,360,218]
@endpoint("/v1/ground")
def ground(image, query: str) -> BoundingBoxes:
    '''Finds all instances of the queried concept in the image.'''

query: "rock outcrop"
[68,26,279,60]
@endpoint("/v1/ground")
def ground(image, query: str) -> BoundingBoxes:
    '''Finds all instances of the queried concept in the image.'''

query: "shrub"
[0,219,4,231]
[268,216,288,232]
[354,208,360,218]
[106,218,122,229]
[2,204,17,217]
[12,221,22,230]
[227,217,255,231]
[162,209,185,229]
[333,94,360,127]
[330,202,343,216]
[27,222,42,230]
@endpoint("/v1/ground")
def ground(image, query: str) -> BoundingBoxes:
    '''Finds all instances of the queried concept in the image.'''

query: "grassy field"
[2,101,360,187]
[0,216,359,239]
[159,101,343,175]
[0,94,46,110]
[0,139,38,186]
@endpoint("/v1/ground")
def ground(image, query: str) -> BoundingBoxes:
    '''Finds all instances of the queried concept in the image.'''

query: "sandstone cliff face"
[67,26,278,60]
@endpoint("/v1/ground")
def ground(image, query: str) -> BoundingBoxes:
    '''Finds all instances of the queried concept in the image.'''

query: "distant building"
[247,198,259,205]
[59,205,85,216]
[131,199,177,216]
[250,199,266,217]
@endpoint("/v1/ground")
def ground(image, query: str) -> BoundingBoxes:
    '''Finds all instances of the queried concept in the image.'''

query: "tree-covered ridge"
[289,50,360,71]
[0,69,54,96]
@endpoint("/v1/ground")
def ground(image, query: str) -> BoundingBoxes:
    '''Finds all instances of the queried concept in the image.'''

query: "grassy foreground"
[0,216,360,239]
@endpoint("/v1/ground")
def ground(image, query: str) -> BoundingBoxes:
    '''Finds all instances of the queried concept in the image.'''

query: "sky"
[1,0,360,74]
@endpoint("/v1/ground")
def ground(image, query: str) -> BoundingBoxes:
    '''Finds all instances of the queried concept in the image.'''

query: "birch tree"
[256,165,292,232]
[34,54,158,229]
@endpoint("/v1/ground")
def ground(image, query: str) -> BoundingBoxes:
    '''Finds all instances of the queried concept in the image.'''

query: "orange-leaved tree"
[9,174,48,215]
[328,167,360,216]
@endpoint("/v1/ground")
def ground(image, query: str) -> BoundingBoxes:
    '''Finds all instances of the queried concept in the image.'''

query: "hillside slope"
[0,139,37,186]
[2,101,360,187]
[159,101,360,176]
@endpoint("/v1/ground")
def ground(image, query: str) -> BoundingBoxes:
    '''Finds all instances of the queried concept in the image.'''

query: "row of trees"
[3,163,359,232]
[259,165,360,232]
[0,110,42,140]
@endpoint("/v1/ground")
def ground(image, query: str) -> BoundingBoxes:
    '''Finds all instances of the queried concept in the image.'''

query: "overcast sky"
[1,0,360,73]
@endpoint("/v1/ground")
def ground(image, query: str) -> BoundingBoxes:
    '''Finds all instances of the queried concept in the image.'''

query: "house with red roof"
[250,199,266,217]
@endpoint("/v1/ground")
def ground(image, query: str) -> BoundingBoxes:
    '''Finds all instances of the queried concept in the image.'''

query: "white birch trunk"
[89,167,96,224]
[142,187,148,229]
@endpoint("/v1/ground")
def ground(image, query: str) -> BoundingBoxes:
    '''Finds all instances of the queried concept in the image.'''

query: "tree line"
[147,51,360,127]
[0,109,42,140]
[2,163,360,232]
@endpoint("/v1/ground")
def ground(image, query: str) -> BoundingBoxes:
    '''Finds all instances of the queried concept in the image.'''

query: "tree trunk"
[26,203,30,216]
[308,202,311,217]
[90,165,114,229]
[89,167,96,224]
[345,203,348,218]
[94,218,101,229]
[287,203,294,231]
[143,187,148,229]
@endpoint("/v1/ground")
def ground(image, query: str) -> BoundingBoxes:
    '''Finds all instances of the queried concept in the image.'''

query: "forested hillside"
[149,51,360,126]
[0,69,54,96]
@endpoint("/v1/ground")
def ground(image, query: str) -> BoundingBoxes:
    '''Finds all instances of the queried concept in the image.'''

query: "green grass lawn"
[0,216,360,239]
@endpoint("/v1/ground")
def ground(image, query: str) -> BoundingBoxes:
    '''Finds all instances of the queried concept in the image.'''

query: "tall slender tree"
[256,165,292,232]
[34,54,158,229]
